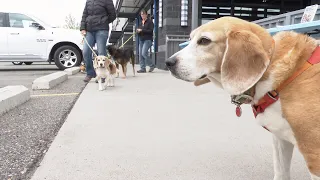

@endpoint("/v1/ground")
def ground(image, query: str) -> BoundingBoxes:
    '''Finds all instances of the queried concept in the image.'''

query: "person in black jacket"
[80,0,116,82]
[136,9,156,73]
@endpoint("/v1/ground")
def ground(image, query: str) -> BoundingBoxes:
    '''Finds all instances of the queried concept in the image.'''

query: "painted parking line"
[31,93,79,97]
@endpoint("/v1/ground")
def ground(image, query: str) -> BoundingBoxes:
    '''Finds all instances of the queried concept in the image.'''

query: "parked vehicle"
[0,10,84,70]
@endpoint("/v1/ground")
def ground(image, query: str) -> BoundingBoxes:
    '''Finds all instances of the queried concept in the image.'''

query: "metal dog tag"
[236,106,242,117]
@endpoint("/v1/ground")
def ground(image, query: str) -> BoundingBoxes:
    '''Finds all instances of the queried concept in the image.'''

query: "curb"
[32,72,68,90]
[0,85,30,116]
[64,67,80,76]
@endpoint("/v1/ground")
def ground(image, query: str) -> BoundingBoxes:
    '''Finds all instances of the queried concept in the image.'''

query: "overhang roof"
[201,0,309,21]
[115,0,152,18]
[111,0,152,44]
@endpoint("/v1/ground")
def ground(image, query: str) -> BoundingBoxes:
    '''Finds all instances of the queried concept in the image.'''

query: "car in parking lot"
[0,9,84,70]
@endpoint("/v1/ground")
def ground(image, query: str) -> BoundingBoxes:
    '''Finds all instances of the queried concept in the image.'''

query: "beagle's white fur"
[93,55,116,91]
[166,16,320,179]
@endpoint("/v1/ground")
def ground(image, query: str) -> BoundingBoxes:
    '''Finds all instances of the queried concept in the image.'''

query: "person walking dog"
[80,0,116,82]
[136,9,156,73]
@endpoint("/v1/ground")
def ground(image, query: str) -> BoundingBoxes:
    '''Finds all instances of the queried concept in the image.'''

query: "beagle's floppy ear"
[109,62,117,75]
[93,57,98,69]
[221,30,271,95]
[104,57,110,67]
[105,58,113,73]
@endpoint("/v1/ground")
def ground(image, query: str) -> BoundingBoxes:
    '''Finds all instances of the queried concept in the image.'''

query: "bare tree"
[64,14,80,29]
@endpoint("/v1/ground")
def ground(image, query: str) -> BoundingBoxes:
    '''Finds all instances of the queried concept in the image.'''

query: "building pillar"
[153,0,158,66]
[192,0,198,30]
[157,0,192,70]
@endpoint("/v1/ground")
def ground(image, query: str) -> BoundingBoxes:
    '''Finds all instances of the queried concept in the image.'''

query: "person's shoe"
[95,78,105,83]
[137,69,146,73]
[83,76,93,82]
[149,67,155,72]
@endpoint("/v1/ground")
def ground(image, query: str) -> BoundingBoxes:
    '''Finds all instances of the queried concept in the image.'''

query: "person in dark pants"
[80,0,116,82]
[136,9,156,73]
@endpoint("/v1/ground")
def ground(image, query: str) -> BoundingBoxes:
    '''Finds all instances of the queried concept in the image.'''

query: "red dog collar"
[232,46,320,131]
[253,46,320,117]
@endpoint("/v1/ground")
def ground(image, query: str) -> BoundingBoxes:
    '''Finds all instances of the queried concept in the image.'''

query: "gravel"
[0,73,88,180]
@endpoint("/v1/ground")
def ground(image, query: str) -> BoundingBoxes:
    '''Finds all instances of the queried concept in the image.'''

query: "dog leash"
[119,32,136,48]
[82,32,136,65]
[82,36,98,57]
[118,15,155,48]
[82,36,117,65]
[83,32,135,53]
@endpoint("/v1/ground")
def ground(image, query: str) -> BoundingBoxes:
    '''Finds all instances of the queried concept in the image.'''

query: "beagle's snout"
[165,57,177,67]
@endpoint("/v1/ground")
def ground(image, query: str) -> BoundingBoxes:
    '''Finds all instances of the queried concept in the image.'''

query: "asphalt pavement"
[0,62,58,89]
[0,62,87,180]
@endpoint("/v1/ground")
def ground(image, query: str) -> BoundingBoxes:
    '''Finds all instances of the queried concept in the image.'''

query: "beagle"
[93,55,117,91]
[165,16,320,180]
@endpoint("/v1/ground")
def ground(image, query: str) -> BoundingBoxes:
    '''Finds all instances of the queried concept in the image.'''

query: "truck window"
[0,13,4,27]
[9,13,35,28]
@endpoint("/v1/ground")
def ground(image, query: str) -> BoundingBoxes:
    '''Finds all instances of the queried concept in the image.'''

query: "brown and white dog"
[165,16,320,180]
[93,55,117,91]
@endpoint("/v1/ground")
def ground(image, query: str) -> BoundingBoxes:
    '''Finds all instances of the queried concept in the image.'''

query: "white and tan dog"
[165,16,320,180]
[93,55,116,91]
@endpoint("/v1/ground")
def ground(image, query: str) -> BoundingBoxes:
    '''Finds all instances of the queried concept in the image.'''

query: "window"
[9,13,36,28]
[0,13,4,27]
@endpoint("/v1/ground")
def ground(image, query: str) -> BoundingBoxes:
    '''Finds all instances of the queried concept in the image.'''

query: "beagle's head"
[165,16,275,95]
[94,55,109,69]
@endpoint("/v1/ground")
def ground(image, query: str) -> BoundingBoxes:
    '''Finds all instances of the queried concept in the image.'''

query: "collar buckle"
[231,94,254,117]
[231,94,254,105]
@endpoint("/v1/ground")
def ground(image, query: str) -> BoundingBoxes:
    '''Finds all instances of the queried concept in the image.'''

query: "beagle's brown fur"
[165,16,320,179]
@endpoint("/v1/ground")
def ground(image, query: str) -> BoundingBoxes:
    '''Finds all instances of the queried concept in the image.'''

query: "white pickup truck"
[0,10,85,70]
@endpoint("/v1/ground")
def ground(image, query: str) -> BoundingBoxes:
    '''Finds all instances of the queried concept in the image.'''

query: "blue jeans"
[139,40,155,70]
[83,30,109,77]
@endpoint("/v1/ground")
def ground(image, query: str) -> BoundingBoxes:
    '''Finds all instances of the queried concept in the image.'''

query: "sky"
[2,0,117,27]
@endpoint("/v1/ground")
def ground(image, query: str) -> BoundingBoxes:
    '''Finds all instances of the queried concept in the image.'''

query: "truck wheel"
[53,45,81,70]
[12,62,23,65]
[24,62,33,65]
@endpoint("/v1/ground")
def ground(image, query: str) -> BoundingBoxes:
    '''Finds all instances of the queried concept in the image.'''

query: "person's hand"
[136,29,142,33]
[81,30,87,36]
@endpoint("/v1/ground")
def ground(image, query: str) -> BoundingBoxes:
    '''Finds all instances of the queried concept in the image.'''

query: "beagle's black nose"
[165,57,177,67]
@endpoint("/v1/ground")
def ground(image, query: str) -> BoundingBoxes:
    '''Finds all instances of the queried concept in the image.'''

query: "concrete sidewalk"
[31,67,310,180]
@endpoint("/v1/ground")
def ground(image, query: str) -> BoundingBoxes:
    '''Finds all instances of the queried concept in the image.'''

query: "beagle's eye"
[197,37,211,45]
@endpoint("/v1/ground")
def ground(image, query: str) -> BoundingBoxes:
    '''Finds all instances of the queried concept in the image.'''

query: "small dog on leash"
[93,56,117,91]
[107,45,135,78]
